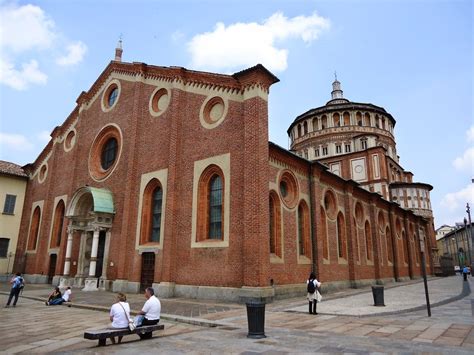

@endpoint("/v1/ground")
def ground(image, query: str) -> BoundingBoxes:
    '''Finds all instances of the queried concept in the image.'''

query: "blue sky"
[0,0,472,228]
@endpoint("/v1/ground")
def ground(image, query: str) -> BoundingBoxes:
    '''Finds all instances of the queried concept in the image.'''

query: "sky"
[0,0,472,228]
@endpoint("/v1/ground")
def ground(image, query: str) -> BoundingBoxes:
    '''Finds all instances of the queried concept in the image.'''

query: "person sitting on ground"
[62,286,72,304]
[137,287,161,339]
[109,292,131,344]
[45,287,63,305]
[47,286,72,306]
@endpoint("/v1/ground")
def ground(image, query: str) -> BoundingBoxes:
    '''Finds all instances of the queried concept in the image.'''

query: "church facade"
[14,48,436,301]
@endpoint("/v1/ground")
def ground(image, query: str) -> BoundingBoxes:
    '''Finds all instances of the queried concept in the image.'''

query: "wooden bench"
[84,324,164,346]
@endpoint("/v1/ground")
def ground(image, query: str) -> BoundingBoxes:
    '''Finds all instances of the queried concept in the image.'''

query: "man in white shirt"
[138,287,161,339]
[62,287,72,303]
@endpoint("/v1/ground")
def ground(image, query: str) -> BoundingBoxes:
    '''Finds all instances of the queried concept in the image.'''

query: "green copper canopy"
[89,187,115,214]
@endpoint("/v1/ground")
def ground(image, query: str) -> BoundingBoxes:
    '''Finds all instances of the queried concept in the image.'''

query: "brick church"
[14,43,437,300]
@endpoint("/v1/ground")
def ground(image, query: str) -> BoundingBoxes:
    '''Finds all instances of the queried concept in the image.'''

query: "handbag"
[118,302,135,331]
[316,290,322,303]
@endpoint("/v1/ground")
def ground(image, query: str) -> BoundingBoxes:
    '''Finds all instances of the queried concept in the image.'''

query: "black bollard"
[372,285,385,306]
[246,300,266,338]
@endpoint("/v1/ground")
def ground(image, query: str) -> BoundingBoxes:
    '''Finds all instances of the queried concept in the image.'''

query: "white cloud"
[467,125,474,142]
[440,184,474,212]
[0,3,86,90]
[0,132,34,151]
[56,41,87,66]
[453,147,474,171]
[0,58,47,90]
[187,11,330,73]
[0,3,56,53]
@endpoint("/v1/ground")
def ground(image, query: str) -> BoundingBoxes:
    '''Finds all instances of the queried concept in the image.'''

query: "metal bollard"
[246,300,266,338]
[372,285,385,306]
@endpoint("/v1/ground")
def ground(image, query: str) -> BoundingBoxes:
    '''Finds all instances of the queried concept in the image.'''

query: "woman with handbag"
[306,272,322,315]
[109,292,131,344]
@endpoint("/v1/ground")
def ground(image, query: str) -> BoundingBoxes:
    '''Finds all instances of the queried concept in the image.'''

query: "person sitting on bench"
[108,292,131,344]
[137,287,161,339]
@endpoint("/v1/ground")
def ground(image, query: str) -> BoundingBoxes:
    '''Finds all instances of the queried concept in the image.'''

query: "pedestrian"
[45,286,63,305]
[137,287,161,339]
[5,272,25,308]
[306,272,321,315]
[462,265,469,281]
[109,292,131,344]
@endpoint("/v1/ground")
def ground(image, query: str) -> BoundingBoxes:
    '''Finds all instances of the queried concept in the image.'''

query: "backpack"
[13,276,24,290]
[307,279,316,294]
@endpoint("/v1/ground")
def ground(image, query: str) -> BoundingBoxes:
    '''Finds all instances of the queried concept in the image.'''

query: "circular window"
[64,130,76,152]
[108,87,118,107]
[89,124,122,181]
[149,88,170,117]
[324,190,337,219]
[101,80,121,112]
[101,137,118,170]
[200,96,228,129]
[280,181,288,198]
[38,163,48,183]
[279,170,299,208]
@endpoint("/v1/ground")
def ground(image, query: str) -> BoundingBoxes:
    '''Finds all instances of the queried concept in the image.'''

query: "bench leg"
[98,338,106,347]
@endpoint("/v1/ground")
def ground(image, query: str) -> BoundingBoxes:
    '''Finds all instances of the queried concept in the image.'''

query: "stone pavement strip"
[0,276,473,353]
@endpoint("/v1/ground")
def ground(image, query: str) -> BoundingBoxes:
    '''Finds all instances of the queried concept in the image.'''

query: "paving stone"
[434,336,464,346]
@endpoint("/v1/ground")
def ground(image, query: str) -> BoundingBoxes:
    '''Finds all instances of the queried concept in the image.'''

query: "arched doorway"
[60,186,115,291]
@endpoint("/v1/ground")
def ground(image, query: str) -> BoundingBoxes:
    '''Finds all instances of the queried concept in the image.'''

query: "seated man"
[138,287,161,339]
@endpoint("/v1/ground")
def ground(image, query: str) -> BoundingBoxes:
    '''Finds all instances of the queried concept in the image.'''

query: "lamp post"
[464,218,471,267]
[467,203,473,275]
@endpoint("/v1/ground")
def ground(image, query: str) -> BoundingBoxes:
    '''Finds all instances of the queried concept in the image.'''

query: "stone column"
[83,227,100,291]
[89,227,100,277]
[63,226,74,276]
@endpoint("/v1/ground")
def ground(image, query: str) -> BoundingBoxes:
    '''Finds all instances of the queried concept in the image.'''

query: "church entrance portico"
[60,186,115,291]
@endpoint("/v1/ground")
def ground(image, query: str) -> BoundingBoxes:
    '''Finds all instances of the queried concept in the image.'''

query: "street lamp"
[467,203,474,274]
[464,218,471,267]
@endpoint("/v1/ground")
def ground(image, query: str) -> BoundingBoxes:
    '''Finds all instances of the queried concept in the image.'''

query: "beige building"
[0,161,27,280]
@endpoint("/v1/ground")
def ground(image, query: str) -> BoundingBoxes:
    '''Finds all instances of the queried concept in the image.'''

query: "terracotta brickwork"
[14,60,432,298]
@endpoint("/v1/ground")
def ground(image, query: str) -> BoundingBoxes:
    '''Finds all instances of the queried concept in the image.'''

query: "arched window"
[365,221,372,261]
[140,179,163,244]
[343,112,350,126]
[320,207,328,260]
[386,227,393,263]
[364,112,371,126]
[414,233,420,263]
[298,201,311,258]
[353,217,360,262]
[50,200,65,248]
[312,118,318,131]
[269,191,282,257]
[303,121,308,135]
[402,231,408,263]
[197,165,224,241]
[321,115,327,129]
[337,212,346,258]
[28,206,41,250]
[298,124,302,138]
[356,112,362,126]
[333,113,340,127]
